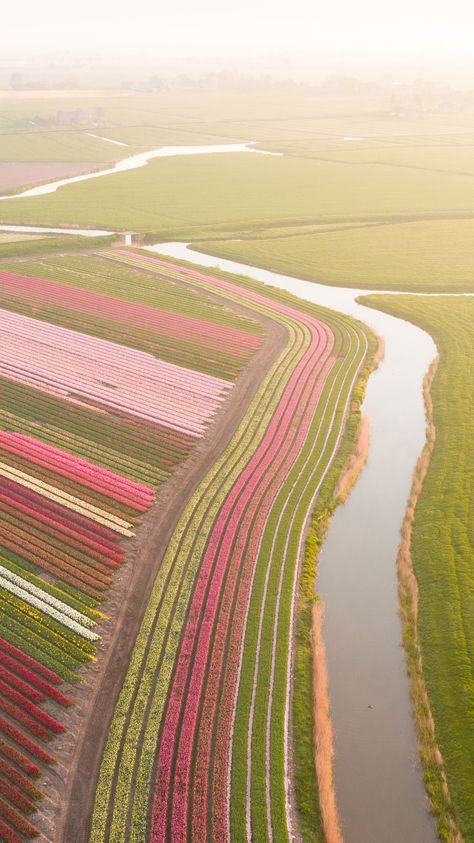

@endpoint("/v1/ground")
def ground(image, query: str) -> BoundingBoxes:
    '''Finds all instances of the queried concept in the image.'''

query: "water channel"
[151,242,439,843]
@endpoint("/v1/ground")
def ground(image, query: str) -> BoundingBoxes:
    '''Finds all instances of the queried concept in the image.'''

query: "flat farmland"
[3,152,474,235]
[197,216,474,292]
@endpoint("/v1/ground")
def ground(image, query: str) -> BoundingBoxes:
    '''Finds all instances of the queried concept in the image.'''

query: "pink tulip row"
[0,433,155,511]
[148,259,336,842]
[0,433,154,500]
[0,268,262,358]
[0,310,230,436]
[0,308,231,437]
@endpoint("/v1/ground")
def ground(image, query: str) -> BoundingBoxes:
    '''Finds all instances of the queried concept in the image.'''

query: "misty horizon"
[2,0,474,88]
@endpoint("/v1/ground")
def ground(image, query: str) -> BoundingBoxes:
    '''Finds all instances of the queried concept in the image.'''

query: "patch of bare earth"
[0,162,107,193]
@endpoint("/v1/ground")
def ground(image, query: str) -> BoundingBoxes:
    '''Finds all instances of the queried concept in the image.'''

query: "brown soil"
[334,414,370,502]
[397,356,463,843]
[312,603,343,843]
[0,162,107,194]
[47,257,287,842]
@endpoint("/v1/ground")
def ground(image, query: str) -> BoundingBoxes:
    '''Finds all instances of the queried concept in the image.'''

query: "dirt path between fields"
[50,256,287,843]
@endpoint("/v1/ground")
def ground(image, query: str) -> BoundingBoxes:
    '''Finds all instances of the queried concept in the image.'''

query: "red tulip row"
[0,740,40,780]
[0,531,106,599]
[0,524,113,589]
[0,651,71,708]
[0,684,64,740]
[0,639,61,687]
[0,495,123,568]
[0,755,40,798]
[0,775,35,816]
[0,475,121,546]
[0,717,54,765]
[0,797,38,838]
[1,433,155,503]
[0,816,23,842]
[0,665,44,704]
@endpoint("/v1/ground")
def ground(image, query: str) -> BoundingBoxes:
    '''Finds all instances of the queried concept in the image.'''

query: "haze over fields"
[2,0,474,85]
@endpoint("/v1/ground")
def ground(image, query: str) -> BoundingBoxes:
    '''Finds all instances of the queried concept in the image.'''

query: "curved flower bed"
[89,251,371,843]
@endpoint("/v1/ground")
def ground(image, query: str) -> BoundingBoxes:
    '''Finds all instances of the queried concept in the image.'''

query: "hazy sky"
[4,0,474,73]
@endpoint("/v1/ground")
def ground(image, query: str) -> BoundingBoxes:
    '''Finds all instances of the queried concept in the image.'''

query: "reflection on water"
[151,242,438,843]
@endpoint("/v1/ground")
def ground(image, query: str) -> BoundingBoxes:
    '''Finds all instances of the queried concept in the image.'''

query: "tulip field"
[81,250,373,843]
[0,256,265,841]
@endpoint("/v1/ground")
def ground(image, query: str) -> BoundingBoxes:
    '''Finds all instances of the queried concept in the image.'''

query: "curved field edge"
[88,261,310,842]
[122,251,374,843]
[361,294,473,842]
[185,230,474,295]
[86,251,375,843]
[292,336,377,842]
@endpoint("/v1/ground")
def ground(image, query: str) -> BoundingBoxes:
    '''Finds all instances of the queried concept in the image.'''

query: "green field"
[3,151,474,237]
[197,216,474,292]
[361,295,474,840]
[0,130,136,162]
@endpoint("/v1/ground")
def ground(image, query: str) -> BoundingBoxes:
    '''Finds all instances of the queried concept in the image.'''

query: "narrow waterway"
[0,142,281,200]
[150,242,438,843]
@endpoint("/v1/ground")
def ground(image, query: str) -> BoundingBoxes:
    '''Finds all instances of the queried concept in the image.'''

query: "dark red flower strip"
[0,816,23,843]
[0,654,71,707]
[0,641,61,687]
[0,477,119,544]
[0,667,44,705]
[0,498,123,567]
[0,718,54,764]
[0,537,105,598]
[0,796,38,838]
[0,481,124,556]
[0,694,49,742]
[0,529,112,591]
[0,774,36,815]
[0,518,118,578]
[0,681,64,736]
[0,756,42,797]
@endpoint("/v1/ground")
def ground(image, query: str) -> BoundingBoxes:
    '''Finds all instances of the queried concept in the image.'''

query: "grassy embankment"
[361,295,474,842]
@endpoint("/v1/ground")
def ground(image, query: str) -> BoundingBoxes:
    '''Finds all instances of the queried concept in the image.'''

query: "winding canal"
[152,242,438,843]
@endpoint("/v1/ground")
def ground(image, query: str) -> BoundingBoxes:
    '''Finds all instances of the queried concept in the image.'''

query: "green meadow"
[361,295,474,840]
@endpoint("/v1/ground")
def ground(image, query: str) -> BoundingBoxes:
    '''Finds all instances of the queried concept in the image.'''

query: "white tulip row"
[0,565,100,641]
